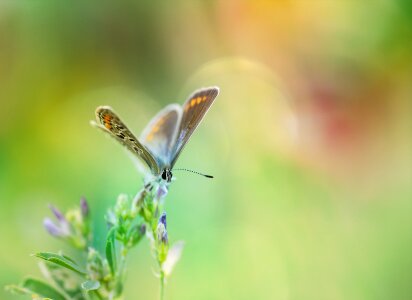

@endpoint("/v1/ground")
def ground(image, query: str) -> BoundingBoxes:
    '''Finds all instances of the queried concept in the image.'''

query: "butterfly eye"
[161,170,167,180]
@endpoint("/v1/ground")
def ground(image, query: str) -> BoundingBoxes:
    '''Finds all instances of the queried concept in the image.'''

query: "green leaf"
[5,285,52,300]
[61,254,77,264]
[5,284,31,296]
[33,252,86,275]
[5,278,67,300]
[106,227,117,275]
[39,261,83,299]
[23,278,66,300]
[81,280,100,291]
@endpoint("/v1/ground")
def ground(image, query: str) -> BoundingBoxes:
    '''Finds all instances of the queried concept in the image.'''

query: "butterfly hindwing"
[93,106,161,175]
[140,104,182,168]
[170,87,219,167]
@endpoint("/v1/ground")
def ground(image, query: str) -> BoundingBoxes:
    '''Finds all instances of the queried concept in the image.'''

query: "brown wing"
[140,104,182,167]
[93,106,161,175]
[170,87,219,167]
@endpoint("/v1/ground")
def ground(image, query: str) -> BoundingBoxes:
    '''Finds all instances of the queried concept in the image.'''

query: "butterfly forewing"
[94,106,161,175]
[170,87,219,167]
[140,104,182,168]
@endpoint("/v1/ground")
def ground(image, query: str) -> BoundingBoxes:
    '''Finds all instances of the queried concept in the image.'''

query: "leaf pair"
[6,278,66,300]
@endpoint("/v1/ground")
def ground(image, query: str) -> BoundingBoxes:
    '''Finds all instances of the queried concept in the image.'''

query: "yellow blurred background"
[1,1,411,299]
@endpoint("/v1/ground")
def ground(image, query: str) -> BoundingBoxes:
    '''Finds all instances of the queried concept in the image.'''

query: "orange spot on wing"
[102,114,112,129]
[145,121,163,141]
[196,97,202,104]
[190,99,196,107]
[202,96,207,101]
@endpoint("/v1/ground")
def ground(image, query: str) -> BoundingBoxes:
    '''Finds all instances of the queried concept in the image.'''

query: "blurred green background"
[1,1,411,299]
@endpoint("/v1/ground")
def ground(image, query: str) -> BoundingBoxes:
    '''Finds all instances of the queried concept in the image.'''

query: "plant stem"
[114,245,129,298]
[92,289,105,300]
[159,270,165,300]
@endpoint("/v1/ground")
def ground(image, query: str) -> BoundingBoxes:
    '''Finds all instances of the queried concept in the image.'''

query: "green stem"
[119,246,128,276]
[114,245,129,298]
[159,270,165,300]
[92,289,105,300]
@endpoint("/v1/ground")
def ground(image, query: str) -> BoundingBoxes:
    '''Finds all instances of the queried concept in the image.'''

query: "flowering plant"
[6,184,183,300]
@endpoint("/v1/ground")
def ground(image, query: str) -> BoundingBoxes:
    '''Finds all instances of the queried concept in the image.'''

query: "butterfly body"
[92,87,219,184]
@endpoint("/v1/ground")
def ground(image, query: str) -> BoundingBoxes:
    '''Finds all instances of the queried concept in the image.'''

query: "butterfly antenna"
[173,168,214,179]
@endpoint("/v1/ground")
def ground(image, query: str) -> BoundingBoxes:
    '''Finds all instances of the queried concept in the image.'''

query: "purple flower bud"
[161,230,168,244]
[132,189,147,209]
[157,225,168,244]
[156,185,168,200]
[157,213,168,244]
[48,204,66,222]
[159,212,167,227]
[43,218,64,237]
[80,197,89,218]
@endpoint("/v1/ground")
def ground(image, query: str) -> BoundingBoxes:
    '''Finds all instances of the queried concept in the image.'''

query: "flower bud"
[43,218,66,237]
[45,204,71,237]
[157,212,168,245]
[131,187,149,216]
[45,202,89,249]
[159,212,167,228]
[156,212,169,263]
[156,185,168,201]
[49,204,66,222]
[114,194,130,219]
[128,223,147,247]
[80,197,89,218]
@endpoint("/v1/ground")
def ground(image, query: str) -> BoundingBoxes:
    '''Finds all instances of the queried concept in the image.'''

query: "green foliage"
[39,262,83,299]
[7,185,184,300]
[34,252,86,275]
[105,227,117,276]
[6,278,66,300]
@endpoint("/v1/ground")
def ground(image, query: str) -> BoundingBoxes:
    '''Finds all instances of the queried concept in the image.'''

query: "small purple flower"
[43,218,64,237]
[158,228,168,244]
[44,204,71,237]
[80,197,89,218]
[159,212,167,228]
[157,212,168,244]
[49,204,65,222]
[156,185,168,201]
[132,188,147,209]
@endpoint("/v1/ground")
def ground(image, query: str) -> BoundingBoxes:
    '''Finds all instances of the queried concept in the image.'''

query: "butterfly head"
[161,169,173,183]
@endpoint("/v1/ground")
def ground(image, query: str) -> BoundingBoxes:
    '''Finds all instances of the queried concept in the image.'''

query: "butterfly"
[91,86,219,184]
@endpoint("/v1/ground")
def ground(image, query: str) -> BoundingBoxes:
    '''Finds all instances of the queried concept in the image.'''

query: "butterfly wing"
[92,106,161,176]
[170,87,219,167]
[140,104,182,168]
